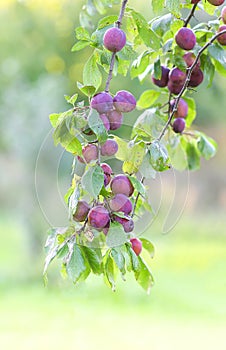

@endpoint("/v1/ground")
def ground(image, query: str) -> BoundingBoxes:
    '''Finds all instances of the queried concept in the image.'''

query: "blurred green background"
[1,1,226,349]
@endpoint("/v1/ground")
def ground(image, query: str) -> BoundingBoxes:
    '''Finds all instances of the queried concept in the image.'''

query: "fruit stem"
[183,3,198,27]
[105,0,128,93]
[157,29,226,142]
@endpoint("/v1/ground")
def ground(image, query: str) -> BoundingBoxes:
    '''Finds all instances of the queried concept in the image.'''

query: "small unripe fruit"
[183,52,200,72]
[170,98,188,118]
[88,205,110,229]
[175,28,196,51]
[103,27,126,52]
[101,163,113,187]
[189,68,204,87]
[91,92,113,114]
[73,201,90,222]
[130,238,142,256]
[101,139,118,156]
[172,118,186,134]
[78,144,98,163]
[207,0,224,6]
[110,174,134,197]
[217,25,226,46]
[109,194,133,215]
[99,114,110,131]
[114,216,134,233]
[113,90,136,113]
[151,66,170,88]
[221,7,226,24]
[107,110,123,130]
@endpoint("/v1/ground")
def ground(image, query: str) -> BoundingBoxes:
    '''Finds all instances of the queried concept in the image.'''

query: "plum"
[167,81,184,95]
[113,90,136,113]
[151,65,170,88]
[101,139,118,156]
[221,7,226,24]
[110,174,134,197]
[114,215,134,233]
[175,28,196,50]
[88,205,110,229]
[107,110,123,130]
[99,114,110,131]
[78,144,98,163]
[172,118,186,133]
[169,67,187,85]
[207,0,224,5]
[101,163,113,187]
[103,27,126,52]
[73,201,90,222]
[170,98,188,118]
[130,238,142,256]
[217,25,226,46]
[183,52,200,72]
[109,194,133,215]
[189,68,204,87]
[91,92,113,114]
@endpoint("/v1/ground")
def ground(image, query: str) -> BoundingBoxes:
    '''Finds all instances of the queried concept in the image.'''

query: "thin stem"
[131,177,145,218]
[105,0,128,92]
[184,3,198,27]
[157,29,226,142]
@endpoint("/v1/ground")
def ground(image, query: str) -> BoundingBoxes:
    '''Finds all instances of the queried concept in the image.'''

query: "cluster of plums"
[73,172,142,255]
[151,2,226,135]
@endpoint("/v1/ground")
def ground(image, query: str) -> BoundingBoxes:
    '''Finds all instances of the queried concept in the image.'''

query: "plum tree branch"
[183,3,198,27]
[157,29,226,142]
[105,0,128,93]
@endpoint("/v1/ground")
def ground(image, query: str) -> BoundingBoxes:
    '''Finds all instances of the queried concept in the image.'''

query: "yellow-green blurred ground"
[1,214,226,350]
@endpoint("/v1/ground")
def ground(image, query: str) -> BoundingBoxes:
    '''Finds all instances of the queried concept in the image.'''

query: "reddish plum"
[151,66,170,88]
[101,139,118,156]
[175,28,196,50]
[73,201,90,222]
[109,194,133,215]
[91,92,113,114]
[113,90,136,113]
[110,174,134,197]
[130,238,142,256]
[88,205,110,229]
[103,27,126,52]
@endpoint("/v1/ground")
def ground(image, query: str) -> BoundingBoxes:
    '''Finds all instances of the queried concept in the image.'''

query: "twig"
[105,0,128,92]
[157,29,226,142]
[184,3,198,27]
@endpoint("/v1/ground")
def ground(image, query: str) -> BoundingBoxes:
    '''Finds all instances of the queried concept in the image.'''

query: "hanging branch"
[157,29,226,142]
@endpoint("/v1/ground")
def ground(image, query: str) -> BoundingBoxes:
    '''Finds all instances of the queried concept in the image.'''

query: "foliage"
[44,0,226,292]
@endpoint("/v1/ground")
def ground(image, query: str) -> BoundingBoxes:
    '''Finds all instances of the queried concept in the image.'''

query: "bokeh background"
[1,0,226,349]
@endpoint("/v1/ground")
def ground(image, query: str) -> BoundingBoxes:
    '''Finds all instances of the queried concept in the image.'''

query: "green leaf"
[151,13,172,37]
[197,134,218,160]
[130,51,150,79]
[71,40,90,52]
[208,44,226,70]
[88,109,108,143]
[165,0,181,17]
[97,15,118,29]
[111,247,126,277]
[167,135,188,171]
[75,26,90,41]
[83,52,102,91]
[152,0,165,14]
[202,1,216,16]
[181,137,200,171]
[122,142,146,175]
[149,141,170,172]
[104,254,117,291]
[82,246,103,274]
[67,244,90,283]
[140,238,155,258]
[64,94,78,106]
[135,256,154,294]
[53,119,83,154]
[132,108,166,140]
[153,57,161,80]
[77,82,96,97]
[203,55,215,87]
[106,222,127,248]
[183,96,196,127]
[81,165,104,198]
[68,186,80,220]
[137,90,161,109]
[139,153,157,179]
[126,245,140,273]
[128,176,146,197]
